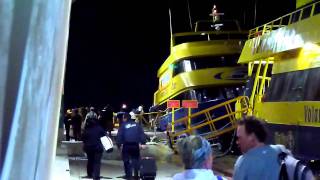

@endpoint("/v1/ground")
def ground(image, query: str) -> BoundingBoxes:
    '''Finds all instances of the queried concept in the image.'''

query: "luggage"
[100,136,113,153]
[140,157,157,180]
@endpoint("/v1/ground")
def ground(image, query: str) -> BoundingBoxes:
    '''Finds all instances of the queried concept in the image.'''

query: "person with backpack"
[82,107,98,131]
[233,116,314,180]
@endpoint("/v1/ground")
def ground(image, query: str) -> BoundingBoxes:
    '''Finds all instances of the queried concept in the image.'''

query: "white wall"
[0,0,72,179]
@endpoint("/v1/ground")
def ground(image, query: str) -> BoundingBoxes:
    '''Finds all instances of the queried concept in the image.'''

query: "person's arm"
[138,124,147,144]
[81,130,87,142]
[99,127,107,137]
[116,124,124,148]
[139,128,147,150]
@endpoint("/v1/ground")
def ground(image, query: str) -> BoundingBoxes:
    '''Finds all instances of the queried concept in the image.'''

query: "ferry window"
[184,60,192,72]
[224,87,237,99]
[280,16,290,25]
[172,54,240,77]
[194,86,244,102]
[315,3,320,15]
[264,67,320,102]
[174,32,246,46]
[301,6,312,20]
[304,68,320,101]
[195,88,224,102]
[172,90,197,101]
[172,62,184,77]
[193,54,239,70]
[291,11,300,23]
[172,60,195,77]
[159,72,171,88]
[175,35,208,46]
[208,34,229,40]
[287,71,307,101]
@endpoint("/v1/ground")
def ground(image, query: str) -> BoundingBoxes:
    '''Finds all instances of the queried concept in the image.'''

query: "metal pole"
[168,8,174,50]
[169,8,173,36]
[171,108,175,132]
[188,108,191,131]
[186,0,193,31]
[254,0,257,26]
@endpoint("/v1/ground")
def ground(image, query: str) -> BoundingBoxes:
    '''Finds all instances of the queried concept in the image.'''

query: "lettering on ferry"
[304,106,320,123]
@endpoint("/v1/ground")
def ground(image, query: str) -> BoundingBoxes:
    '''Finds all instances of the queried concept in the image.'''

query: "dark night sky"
[64,0,295,111]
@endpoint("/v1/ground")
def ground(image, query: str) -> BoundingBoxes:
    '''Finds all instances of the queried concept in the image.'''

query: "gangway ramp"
[168,96,250,149]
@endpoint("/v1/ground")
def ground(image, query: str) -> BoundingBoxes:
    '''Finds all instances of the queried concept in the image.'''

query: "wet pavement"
[67,143,184,180]
[57,129,235,180]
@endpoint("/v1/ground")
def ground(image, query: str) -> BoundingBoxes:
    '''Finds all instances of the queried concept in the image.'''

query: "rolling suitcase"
[140,157,157,180]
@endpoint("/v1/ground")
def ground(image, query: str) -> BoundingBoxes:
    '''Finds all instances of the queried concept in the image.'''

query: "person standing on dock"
[116,112,147,179]
[82,118,105,180]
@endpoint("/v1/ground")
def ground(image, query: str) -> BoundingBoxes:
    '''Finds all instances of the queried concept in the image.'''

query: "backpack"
[278,151,314,180]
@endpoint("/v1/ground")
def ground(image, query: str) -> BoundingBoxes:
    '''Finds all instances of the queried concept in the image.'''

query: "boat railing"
[173,31,247,46]
[168,96,250,148]
[248,1,320,39]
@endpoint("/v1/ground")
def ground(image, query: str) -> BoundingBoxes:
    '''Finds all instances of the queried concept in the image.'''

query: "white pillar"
[0,0,72,179]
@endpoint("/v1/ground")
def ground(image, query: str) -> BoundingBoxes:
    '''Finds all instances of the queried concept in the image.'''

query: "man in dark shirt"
[99,105,114,137]
[116,113,146,179]
[64,109,72,141]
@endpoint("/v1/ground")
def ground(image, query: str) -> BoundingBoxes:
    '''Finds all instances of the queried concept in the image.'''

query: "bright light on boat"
[303,42,320,52]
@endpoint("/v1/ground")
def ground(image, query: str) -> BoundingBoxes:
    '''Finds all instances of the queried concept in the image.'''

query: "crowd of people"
[63,106,114,141]
[63,105,148,180]
[173,116,315,180]
[63,106,315,180]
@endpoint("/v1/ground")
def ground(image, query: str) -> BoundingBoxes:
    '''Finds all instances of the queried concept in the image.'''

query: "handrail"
[171,107,249,138]
[248,1,320,39]
[134,111,166,128]
[249,59,272,109]
[168,96,250,147]
[173,31,247,37]
[173,96,248,125]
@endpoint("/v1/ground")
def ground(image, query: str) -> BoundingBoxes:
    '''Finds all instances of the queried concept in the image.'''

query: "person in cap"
[116,112,147,179]
[173,135,227,180]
